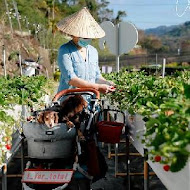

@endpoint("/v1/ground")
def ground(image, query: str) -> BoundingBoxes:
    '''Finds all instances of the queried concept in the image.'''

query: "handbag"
[86,140,108,182]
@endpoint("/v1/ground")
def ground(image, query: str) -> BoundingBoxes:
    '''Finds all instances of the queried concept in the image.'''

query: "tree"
[139,35,165,53]
[112,10,127,25]
[97,0,113,22]
[181,40,190,55]
[97,0,127,24]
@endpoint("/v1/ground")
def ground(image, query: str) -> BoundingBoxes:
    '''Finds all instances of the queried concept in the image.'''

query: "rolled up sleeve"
[58,47,77,84]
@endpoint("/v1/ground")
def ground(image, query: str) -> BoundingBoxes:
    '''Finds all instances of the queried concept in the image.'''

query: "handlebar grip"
[52,88,100,101]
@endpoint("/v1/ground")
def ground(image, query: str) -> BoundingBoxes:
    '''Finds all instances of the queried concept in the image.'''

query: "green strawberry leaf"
[170,152,189,172]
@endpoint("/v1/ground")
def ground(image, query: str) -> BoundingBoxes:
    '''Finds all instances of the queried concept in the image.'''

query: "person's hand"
[98,84,116,94]
[107,80,116,86]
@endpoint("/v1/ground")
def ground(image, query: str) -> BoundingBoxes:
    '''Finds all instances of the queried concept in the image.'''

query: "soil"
[0,24,53,77]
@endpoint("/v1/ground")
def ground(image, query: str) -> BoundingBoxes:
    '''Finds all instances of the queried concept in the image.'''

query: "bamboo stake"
[18,53,22,76]
[2,45,7,78]
[4,0,13,38]
[12,0,22,33]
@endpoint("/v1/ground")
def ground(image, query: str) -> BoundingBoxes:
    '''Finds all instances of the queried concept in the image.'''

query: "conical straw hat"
[57,7,105,39]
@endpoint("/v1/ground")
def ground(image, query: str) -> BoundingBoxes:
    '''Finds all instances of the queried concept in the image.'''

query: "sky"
[107,0,190,30]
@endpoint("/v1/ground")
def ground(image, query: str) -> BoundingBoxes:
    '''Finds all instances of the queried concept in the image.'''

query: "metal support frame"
[1,164,7,190]
[144,148,149,190]
[114,143,119,177]
[108,144,111,159]
[0,132,25,190]
[21,137,25,174]
[125,123,130,190]
[100,100,154,190]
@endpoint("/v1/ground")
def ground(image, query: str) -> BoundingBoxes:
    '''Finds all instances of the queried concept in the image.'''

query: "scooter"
[22,88,101,190]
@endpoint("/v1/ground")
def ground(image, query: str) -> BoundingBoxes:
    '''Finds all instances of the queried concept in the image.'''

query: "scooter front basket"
[23,122,76,159]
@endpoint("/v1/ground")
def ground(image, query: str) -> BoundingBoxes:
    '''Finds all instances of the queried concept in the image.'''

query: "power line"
[128,21,185,24]
[109,3,188,6]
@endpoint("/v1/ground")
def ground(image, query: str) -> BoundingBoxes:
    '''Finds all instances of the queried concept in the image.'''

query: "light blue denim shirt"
[57,40,102,92]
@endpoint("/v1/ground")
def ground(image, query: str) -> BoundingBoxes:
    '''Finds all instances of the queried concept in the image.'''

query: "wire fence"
[99,53,190,72]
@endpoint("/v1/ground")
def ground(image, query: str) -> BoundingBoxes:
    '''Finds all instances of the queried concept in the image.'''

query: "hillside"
[143,21,190,54]
[0,24,53,77]
[145,25,177,36]
[0,0,126,77]
[145,21,190,38]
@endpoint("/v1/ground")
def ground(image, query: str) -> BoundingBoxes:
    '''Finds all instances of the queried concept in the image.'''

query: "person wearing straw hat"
[56,7,114,190]
[56,7,115,94]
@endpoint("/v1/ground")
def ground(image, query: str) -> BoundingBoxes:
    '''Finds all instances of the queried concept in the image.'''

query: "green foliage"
[0,0,129,64]
[104,70,190,172]
[1,0,118,31]
[0,75,45,106]
[53,69,61,81]
[0,75,56,166]
[0,75,57,125]
[166,62,179,68]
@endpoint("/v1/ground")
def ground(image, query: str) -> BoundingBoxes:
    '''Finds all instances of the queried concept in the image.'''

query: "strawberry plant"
[104,70,190,172]
[0,75,56,167]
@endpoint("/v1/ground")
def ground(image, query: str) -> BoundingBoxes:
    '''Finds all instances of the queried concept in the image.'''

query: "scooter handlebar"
[52,88,100,101]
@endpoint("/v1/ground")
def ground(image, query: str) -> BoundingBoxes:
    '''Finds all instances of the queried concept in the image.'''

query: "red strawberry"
[5,144,11,150]
[163,165,170,171]
[154,155,161,162]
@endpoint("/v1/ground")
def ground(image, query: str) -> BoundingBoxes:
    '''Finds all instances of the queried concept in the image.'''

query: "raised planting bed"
[103,70,190,173]
[140,65,190,75]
